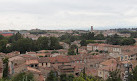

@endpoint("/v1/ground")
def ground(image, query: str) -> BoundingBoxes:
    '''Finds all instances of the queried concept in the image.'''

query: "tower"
[91,26,93,32]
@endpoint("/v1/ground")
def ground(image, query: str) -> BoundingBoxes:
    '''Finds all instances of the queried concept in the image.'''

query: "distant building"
[91,26,93,32]
[0,32,14,37]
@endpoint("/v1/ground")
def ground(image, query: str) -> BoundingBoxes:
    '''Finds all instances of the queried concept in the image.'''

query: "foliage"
[12,38,36,54]
[60,33,80,44]
[0,39,8,53]
[49,37,63,50]
[51,51,59,54]
[36,37,49,50]
[68,45,77,55]
[46,71,58,81]
[95,34,105,40]
[131,32,137,38]
[0,33,62,53]
[0,35,4,40]
[2,58,9,78]
[30,30,47,35]
[8,32,23,43]
[80,40,87,46]
[128,66,137,81]
[60,74,74,81]
[11,72,35,81]
[86,40,96,44]
[106,69,122,81]
[81,32,95,40]
[106,34,136,45]
[73,73,100,81]
[121,38,136,45]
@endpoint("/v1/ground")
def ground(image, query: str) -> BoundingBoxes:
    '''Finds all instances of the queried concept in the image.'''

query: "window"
[31,64,34,67]
[90,65,93,67]
[121,56,123,61]
[46,63,47,65]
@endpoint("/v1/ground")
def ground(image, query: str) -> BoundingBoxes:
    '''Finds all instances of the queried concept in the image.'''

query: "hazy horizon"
[0,0,137,30]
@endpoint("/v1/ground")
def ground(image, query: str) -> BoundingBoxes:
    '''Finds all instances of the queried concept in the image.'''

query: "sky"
[0,0,137,30]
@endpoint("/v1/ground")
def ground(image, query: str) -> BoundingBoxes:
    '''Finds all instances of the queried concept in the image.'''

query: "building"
[98,59,118,80]
[38,57,51,68]
[26,59,39,69]
[8,56,27,76]
[0,32,14,37]
[91,26,93,32]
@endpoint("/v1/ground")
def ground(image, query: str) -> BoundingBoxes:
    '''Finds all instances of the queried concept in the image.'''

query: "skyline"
[0,0,137,30]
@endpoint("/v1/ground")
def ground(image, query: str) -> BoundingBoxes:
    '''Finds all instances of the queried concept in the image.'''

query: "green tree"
[81,32,95,40]
[60,33,80,44]
[80,40,87,46]
[121,38,136,45]
[46,71,58,81]
[95,34,105,40]
[67,74,74,81]
[73,73,98,81]
[36,37,49,50]
[11,72,35,81]
[49,37,62,50]
[131,32,137,38]
[0,39,8,53]
[128,66,137,81]
[0,35,4,40]
[68,45,77,55]
[8,32,22,43]
[60,74,74,81]
[12,38,35,53]
[2,58,9,78]
[60,74,67,81]
[106,69,122,81]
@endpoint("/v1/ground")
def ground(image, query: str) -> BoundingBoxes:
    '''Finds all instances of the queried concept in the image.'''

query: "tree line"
[0,32,62,54]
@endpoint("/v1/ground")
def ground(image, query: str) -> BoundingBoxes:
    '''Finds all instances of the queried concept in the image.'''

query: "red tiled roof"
[1,33,13,37]
[49,56,71,63]
[26,59,39,65]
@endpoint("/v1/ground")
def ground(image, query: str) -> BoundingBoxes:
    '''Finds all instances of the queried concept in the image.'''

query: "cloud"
[0,0,137,30]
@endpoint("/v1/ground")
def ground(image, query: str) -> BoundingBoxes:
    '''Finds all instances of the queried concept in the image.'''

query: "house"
[49,56,72,64]
[8,56,27,76]
[26,52,37,57]
[71,40,81,47]
[58,64,75,75]
[57,49,68,55]
[0,53,5,59]
[118,60,137,80]
[98,59,118,80]
[6,51,20,58]
[0,59,3,78]
[78,46,87,54]
[26,59,39,69]
[0,32,14,37]
[87,43,121,53]
[38,57,51,68]
[27,67,45,81]
[36,53,51,57]
[120,46,137,61]
[120,52,137,61]
[59,42,69,49]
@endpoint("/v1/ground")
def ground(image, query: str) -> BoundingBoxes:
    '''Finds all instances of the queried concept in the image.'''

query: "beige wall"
[98,69,109,80]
